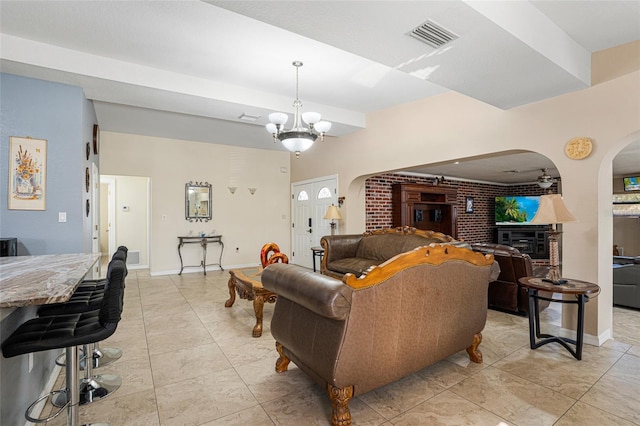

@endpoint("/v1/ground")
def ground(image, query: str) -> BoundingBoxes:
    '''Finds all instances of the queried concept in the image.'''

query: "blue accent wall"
[0,72,96,255]
[0,73,97,426]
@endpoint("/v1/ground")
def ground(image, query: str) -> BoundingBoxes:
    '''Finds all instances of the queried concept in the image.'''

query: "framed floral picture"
[8,136,47,210]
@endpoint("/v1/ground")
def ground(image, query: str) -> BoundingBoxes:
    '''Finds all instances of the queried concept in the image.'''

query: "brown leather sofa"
[320,227,465,279]
[262,245,495,426]
[470,243,550,315]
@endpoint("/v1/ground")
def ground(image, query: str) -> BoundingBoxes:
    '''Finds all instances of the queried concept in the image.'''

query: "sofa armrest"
[321,235,362,262]
[262,264,353,320]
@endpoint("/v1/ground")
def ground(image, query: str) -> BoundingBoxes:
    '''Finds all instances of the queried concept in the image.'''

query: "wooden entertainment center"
[392,183,458,238]
[495,227,549,259]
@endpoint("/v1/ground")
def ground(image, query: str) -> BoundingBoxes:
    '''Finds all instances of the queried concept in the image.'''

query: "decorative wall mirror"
[185,181,212,222]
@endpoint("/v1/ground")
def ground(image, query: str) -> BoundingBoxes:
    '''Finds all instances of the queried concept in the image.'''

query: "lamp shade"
[531,194,576,224]
[323,205,342,220]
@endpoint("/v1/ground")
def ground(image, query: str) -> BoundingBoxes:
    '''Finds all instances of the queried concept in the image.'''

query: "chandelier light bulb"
[265,61,331,158]
[302,111,321,125]
[266,123,278,134]
[314,121,331,134]
[268,112,288,126]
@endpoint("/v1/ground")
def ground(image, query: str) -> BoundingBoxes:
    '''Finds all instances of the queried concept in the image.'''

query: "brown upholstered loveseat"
[470,243,550,315]
[320,227,466,279]
[262,245,495,426]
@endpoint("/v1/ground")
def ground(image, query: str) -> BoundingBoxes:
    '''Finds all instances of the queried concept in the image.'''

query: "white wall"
[290,70,640,344]
[99,132,291,275]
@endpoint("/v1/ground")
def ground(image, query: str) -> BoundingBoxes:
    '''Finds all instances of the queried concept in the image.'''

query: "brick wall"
[365,173,558,244]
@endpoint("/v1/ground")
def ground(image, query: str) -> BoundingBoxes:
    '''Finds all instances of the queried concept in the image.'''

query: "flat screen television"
[623,176,640,191]
[495,196,546,225]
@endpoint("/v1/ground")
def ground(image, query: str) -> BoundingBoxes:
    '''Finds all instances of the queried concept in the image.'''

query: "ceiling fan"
[536,168,556,189]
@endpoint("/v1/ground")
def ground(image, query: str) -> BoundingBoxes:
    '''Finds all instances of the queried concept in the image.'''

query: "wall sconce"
[248,187,257,195]
[338,196,345,207]
[228,186,237,194]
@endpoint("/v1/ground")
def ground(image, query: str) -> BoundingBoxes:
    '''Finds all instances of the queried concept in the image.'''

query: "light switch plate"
[58,212,67,222]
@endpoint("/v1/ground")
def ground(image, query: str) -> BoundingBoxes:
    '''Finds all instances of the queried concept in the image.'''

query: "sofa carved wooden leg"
[327,384,354,426]
[275,342,290,373]
[466,332,483,363]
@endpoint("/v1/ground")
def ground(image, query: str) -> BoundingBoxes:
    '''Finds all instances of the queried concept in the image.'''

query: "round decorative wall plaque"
[564,137,593,160]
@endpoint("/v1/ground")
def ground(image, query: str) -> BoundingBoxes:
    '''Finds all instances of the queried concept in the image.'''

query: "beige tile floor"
[44,267,640,426]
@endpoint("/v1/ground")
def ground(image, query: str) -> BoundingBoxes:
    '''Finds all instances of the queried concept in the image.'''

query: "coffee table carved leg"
[275,342,290,372]
[328,384,354,426]
[224,275,236,308]
[466,332,483,363]
[252,295,265,337]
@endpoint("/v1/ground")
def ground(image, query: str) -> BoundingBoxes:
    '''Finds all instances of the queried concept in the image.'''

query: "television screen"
[495,196,545,225]
[623,176,640,191]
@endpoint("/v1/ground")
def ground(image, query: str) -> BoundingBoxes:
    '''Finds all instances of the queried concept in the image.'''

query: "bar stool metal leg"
[53,344,121,407]
[67,345,80,426]
[56,343,122,370]
[91,342,122,368]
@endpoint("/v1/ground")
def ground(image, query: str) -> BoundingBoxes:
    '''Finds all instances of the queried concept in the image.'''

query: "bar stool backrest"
[99,259,126,330]
[113,246,128,262]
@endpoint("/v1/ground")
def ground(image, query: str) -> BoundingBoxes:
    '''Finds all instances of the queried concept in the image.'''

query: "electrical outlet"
[58,212,67,223]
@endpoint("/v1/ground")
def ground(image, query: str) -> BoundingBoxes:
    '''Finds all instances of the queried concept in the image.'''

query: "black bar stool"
[51,247,128,371]
[1,258,127,426]
[39,250,128,407]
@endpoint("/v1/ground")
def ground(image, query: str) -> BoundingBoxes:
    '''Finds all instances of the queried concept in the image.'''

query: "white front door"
[291,176,339,269]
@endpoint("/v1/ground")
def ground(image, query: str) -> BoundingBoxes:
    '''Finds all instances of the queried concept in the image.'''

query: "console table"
[518,276,600,360]
[177,235,224,275]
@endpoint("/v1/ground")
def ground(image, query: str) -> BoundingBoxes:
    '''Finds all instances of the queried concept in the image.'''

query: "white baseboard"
[557,327,612,347]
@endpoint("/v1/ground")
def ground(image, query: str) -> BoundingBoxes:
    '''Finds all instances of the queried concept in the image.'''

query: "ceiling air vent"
[408,20,458,49]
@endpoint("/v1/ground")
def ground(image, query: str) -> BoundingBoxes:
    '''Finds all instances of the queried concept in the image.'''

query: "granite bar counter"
[1,253,100,426]
[0,253,100,308]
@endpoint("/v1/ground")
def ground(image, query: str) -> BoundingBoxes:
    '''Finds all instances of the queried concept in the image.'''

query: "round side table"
[518,277,600,360]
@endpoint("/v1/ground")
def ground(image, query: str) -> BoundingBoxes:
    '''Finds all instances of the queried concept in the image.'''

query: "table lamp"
[324,204,342,235]
[530,194,576,284]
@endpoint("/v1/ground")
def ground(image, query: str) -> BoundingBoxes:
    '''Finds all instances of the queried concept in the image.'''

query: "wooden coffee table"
[225,268,277,337]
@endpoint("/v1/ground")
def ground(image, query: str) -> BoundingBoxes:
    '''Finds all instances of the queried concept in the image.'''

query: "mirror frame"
[185,181,212,222]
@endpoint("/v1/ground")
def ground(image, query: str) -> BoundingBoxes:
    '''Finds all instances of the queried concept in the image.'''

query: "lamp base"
[545,230,564,284]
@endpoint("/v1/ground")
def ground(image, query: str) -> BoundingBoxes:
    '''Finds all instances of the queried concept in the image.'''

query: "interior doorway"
[291,175,339,269]
[100,174,151,270]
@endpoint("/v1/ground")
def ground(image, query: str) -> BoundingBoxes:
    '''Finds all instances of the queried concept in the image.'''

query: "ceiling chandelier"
[266,61,331,158]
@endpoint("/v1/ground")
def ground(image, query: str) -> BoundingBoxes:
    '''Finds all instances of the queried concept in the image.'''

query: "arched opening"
[606,134,640,346]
